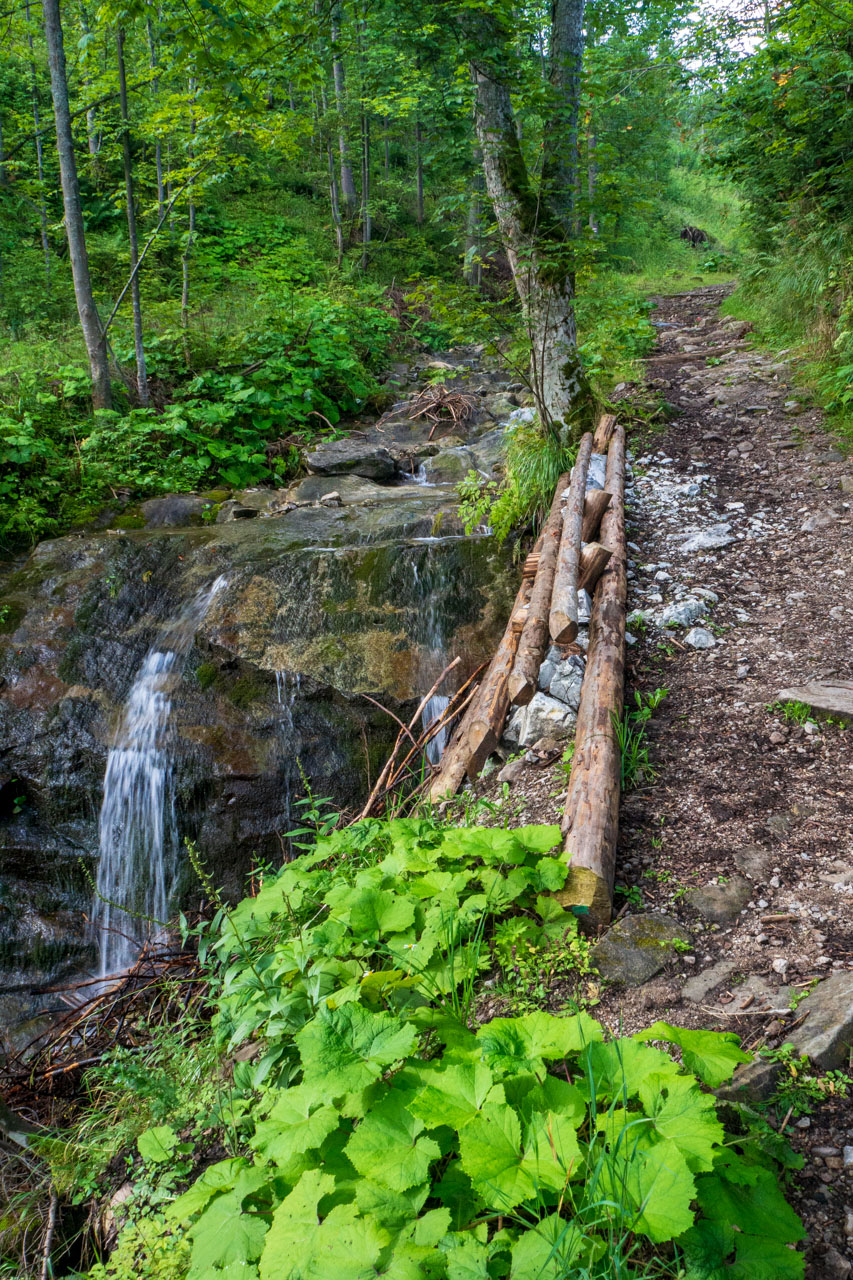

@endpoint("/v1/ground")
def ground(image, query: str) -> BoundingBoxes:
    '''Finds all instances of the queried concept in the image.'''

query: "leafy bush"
[79,818,805,1280]
[459,418,577,544]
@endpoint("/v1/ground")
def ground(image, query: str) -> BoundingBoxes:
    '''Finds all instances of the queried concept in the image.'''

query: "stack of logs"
[430,412,627,926]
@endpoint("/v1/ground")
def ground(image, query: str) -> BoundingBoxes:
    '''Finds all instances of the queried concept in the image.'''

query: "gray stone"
[497,758,526,785]
[682,959,737,1003]
[786,971,853,1069]
[840,476,853,495]
[679,524,734,553]
[305,439,397,481]
[684,627,716,650]
[420,448,476,484]
[140,494,208,527]
[503,692,576,748]
[578,589,592,625]
[716,1058,781,1105]
[548,656,585,710]
[592,913,691,986]
[684,875,751,923]
[776,680,853,721]
[537,645,563,692]
[467,429,506,477]
[658,598,706,629]
[734,844,775,881]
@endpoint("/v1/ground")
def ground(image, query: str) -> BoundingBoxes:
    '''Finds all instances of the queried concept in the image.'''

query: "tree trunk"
[464,159,483,290]
[361,110,370,269]
[117,27,149,407]
[146,17,166,222]
[326,139,345,266]
[181,95,196,345]
[43,0,111,409]
[509,474,570,705]
[79,6,101,161]
[25,0,51,281]
[331,7,357,214]
[415,119,424,226]
[471,18,586,436]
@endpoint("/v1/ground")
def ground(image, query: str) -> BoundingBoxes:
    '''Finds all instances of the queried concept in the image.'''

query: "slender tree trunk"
[117,27,149,406]
[43,0,111,409]
[471,15,585,435]
[361,110,370,269]
[181,98,196,347]
[326,140,345,266]
[384,117,390,176]
[0,112,6,304]
[464,152,483,290]
[79,6,100,161]
[587,116,598,233]
[415,119,424,226]
[331,6,357,214]
[25,0,51,281]
[146,17,165,222]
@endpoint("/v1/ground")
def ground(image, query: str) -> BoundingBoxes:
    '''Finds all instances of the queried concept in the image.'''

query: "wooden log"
[577,541,612,594]
[428,533,544,802]
[521,552,539,579]
[508,473,571,706]
[466,574,533,776]
[549,436,593,645]
[593,413,618,453]
[581,488,612,543]
[558,424,627,927]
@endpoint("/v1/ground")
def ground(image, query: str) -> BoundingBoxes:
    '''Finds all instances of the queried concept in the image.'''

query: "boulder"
[548,655,585,710]
[592,913,691,986]
[684,627,716,649]
[786,971,853,1069]
[420,448,477,484]
[504,692,576,748]
[658,598,706,629]
[305,440,397,481]
[140,494,208,527]
[679,524,734,553]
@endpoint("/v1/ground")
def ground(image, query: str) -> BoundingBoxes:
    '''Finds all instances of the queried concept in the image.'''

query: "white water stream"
[94,576,227,977]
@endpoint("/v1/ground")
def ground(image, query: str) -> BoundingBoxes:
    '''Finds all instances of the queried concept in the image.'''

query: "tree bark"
[542,0,586,234]
[360,110,370,269]
[576,541,611,593]
[326,138,345,265]
[464,151,483,289]
[509,473,570,705]
[470,16,586,435]
[581,487,611,542]
[43,0,111,409]
[559,424,627,926]
[550,434,592,644]
[331,6,357,214]
[117,27,149,406]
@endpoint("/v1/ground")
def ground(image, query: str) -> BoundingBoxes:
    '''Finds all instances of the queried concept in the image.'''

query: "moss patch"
[195,662,218,690]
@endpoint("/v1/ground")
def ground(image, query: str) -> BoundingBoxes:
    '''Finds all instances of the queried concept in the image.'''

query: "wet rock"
[420,448,476,484]
[786,971,853,1069]
[305,439,397,481]
[504,692,577,748]
[140,494,209,528]
[684,627,715,649]
[679,524,734,553]
[684,874,751,923]
[592,914,691,986]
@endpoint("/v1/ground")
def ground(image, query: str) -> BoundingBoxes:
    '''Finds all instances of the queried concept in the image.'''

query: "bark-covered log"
[593,412,617,453]
[549,436,592,644]
[559,424,626,925]
[508,473,571,705]
[581,488,611,542]
[577,541,612,594]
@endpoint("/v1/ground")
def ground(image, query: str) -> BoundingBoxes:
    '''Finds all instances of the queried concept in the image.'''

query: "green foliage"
[459,420,576,544]
[770,700,812,727]
[86,1217,191,1280]
[613,689,668,791]
[761,1043,853,1118]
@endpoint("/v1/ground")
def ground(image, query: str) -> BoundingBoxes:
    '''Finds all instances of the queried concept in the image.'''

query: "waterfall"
[410,548,453,765]
[94,575,227,977]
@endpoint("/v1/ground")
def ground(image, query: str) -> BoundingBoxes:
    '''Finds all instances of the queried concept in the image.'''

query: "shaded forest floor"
[467,284,853,1276]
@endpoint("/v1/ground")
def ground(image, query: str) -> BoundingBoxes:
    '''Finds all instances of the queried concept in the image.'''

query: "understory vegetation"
[18,816,806,1280]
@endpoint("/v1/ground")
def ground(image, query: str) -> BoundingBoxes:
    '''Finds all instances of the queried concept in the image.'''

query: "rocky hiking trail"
[472,284,853,1276]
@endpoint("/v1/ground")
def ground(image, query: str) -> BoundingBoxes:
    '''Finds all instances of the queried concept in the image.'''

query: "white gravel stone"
[684,627,716,649]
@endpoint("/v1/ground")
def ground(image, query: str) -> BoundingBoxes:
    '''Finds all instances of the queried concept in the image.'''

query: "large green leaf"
[295,1004,417,1094]
[580,1038,681,1103]
[599,1139,697,1243]
[251,1084,341,1166]
[458,1103,530,1209]
[408,1061,501,1130]
[346,886,416,937]
[639,1072,724,1172]
[477,1011,603,1073]
[444,1236,491,1280]
[696,1154,806,1244]
[187,1168,272,1278]
[168,1158,255,1222]
[635,1023,750,1087]
[260,1169,389,1280]
[519,1109,583,1193]
[510,1215,589,1279]
[345,1093,442,1192]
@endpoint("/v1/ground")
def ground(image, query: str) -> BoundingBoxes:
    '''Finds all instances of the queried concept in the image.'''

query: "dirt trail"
[474,284,853,1274]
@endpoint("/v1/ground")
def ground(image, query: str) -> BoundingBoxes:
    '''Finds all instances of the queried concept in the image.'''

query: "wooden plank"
[558,424,627,927]
[549,436,593,645]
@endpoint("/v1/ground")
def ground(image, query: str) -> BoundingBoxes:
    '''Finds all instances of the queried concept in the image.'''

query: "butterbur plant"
[156,820,805,1280]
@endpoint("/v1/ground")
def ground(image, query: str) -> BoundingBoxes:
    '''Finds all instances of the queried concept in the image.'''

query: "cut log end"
[549,611,578,646]
[508,673,536,707]
[556,864,613,928]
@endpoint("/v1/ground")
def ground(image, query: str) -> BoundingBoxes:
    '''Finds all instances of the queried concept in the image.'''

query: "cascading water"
[94,575,227,977]
[410,548,453,765]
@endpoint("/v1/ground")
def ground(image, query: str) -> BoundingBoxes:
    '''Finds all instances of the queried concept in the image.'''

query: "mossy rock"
[112,511,145,531]
[0,603,25,635]
[195,661,218,690]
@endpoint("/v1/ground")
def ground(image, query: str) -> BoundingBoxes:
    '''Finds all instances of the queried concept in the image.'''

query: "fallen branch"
[509,473,570,705]
[550,437,593,644]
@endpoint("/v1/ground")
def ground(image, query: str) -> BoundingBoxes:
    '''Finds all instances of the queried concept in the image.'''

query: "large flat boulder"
[777,680,853,721]
[304,439,397,481]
